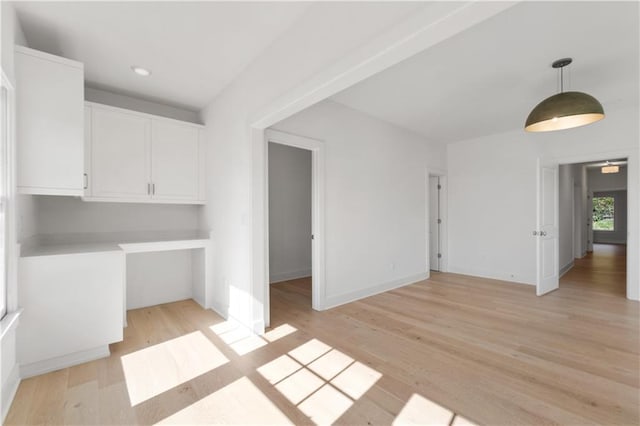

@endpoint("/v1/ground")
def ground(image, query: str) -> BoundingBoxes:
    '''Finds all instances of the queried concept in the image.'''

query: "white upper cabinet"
[151,120,200,201]
[16,46,84,195]
[85,103,205,204]
[90,108,150,199]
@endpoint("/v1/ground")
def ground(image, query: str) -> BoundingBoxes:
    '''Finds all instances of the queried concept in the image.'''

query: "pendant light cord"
[560,66,564,93]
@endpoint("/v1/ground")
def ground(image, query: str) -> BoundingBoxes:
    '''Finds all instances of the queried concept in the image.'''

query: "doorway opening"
[554,159,628,297]
[268,141,313,312]
[263,129,325,328]
[428,176,442,272]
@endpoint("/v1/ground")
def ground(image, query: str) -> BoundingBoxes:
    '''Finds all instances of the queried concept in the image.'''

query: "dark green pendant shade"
[525,91,605,132]
[525,57,605,132]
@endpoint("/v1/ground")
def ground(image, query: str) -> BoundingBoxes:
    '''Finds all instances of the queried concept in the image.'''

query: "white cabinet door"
[16,47,84,195]
[151,120,200,200]
[91,108,151,198]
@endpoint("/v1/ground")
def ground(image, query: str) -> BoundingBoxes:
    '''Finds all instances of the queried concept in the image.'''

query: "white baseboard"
[209,300,229,320]
[20,346,110,379]
[559,260,575,278]
[270,269,312,284]
[323,272,429,310]
[1,363,20,423]
[447,266,535,286]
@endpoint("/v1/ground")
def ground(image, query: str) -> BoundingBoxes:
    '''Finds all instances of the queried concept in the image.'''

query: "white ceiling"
[13,1,313,111]
[331,1,640,144]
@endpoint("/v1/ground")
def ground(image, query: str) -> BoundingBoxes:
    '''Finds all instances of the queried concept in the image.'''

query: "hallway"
[561,243,627,297]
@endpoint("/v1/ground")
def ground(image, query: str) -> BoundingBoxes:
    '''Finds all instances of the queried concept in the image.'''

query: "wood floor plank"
[5,244,637,425]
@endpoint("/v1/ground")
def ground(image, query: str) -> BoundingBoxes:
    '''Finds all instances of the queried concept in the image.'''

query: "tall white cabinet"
[84,102,205,204]
[15,46,84,195]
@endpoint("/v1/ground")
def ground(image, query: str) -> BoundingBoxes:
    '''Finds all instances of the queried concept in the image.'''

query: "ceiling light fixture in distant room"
[525,58,604,132]
[131,66,152,77]
[601,161,619,174]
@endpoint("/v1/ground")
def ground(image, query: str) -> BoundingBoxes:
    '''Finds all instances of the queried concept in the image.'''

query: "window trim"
[0,69,17,321]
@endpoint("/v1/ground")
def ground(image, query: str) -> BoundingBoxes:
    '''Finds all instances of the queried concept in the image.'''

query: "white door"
[151,120,200,200]
[91,108,150,198]
[429,176,440,271]
[537,164,559,296]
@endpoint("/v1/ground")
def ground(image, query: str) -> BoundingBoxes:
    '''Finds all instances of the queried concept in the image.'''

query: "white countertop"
[20,230,211,257]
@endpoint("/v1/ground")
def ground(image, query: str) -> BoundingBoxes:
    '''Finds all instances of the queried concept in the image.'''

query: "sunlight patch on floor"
[307,349,353,380]
[288,338,332,364]
[258,338,383,425]
[257,354,303,384]
[393,393,455,425]
[452,415,478,426]
[264,323,298,342]
[211,320,297,356]
[330,361,382,400]
[298,383,354,425]
[155,376,293,425]
[275,368,325,405]
[121,331,229,406]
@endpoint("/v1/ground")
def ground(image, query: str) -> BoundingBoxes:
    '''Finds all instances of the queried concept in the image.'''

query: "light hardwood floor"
[6,267,638,425]
[561,243,627,297]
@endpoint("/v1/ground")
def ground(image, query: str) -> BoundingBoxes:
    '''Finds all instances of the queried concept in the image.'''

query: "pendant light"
[525,58,604,132]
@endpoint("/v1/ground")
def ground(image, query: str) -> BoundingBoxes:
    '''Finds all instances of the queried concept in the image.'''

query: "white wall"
[271,100,445,306]
[126,250,194,309]
[1,2,26,421]
[447,105,639,299]
[85,87,200,124]
[32,196,200,237]
[588,165,628,191]
[268,143,312,283]
[199,2,443,328]
[199,2,527,331]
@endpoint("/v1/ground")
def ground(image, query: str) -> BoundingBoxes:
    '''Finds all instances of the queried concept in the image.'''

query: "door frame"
[427,169,448,273]
[263,129,325,328]
[540,149,638,300]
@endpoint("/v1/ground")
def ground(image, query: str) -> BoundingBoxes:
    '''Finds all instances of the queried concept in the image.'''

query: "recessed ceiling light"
[131,66,151,77]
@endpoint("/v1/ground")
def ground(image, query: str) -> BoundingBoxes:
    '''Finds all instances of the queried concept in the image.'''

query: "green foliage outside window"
[593,196,614,231]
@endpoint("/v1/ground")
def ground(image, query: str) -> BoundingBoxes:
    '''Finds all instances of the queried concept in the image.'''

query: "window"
[593,196,615,231]
[1,83,8,319]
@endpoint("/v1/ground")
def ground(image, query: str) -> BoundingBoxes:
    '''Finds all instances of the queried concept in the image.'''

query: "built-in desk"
[18,231,212,378]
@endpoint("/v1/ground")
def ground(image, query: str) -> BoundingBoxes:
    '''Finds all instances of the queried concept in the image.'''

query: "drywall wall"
[85,87,201,124]
[199,2,440,328]
[588,165,628,191]
[199,2,525,331]
[33,196,200,236]
[126,250,194,309]
[1,2,26,82]
[268,143,312,283]
[1,2,26,421]
[558,164,574,274]
[271,100,445,306]
[447,105,639,299]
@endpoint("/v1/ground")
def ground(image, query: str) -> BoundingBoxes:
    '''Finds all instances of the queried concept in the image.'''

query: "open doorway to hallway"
[428,176,442,272]
[558,159,628,297]
[268,142,313,312]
